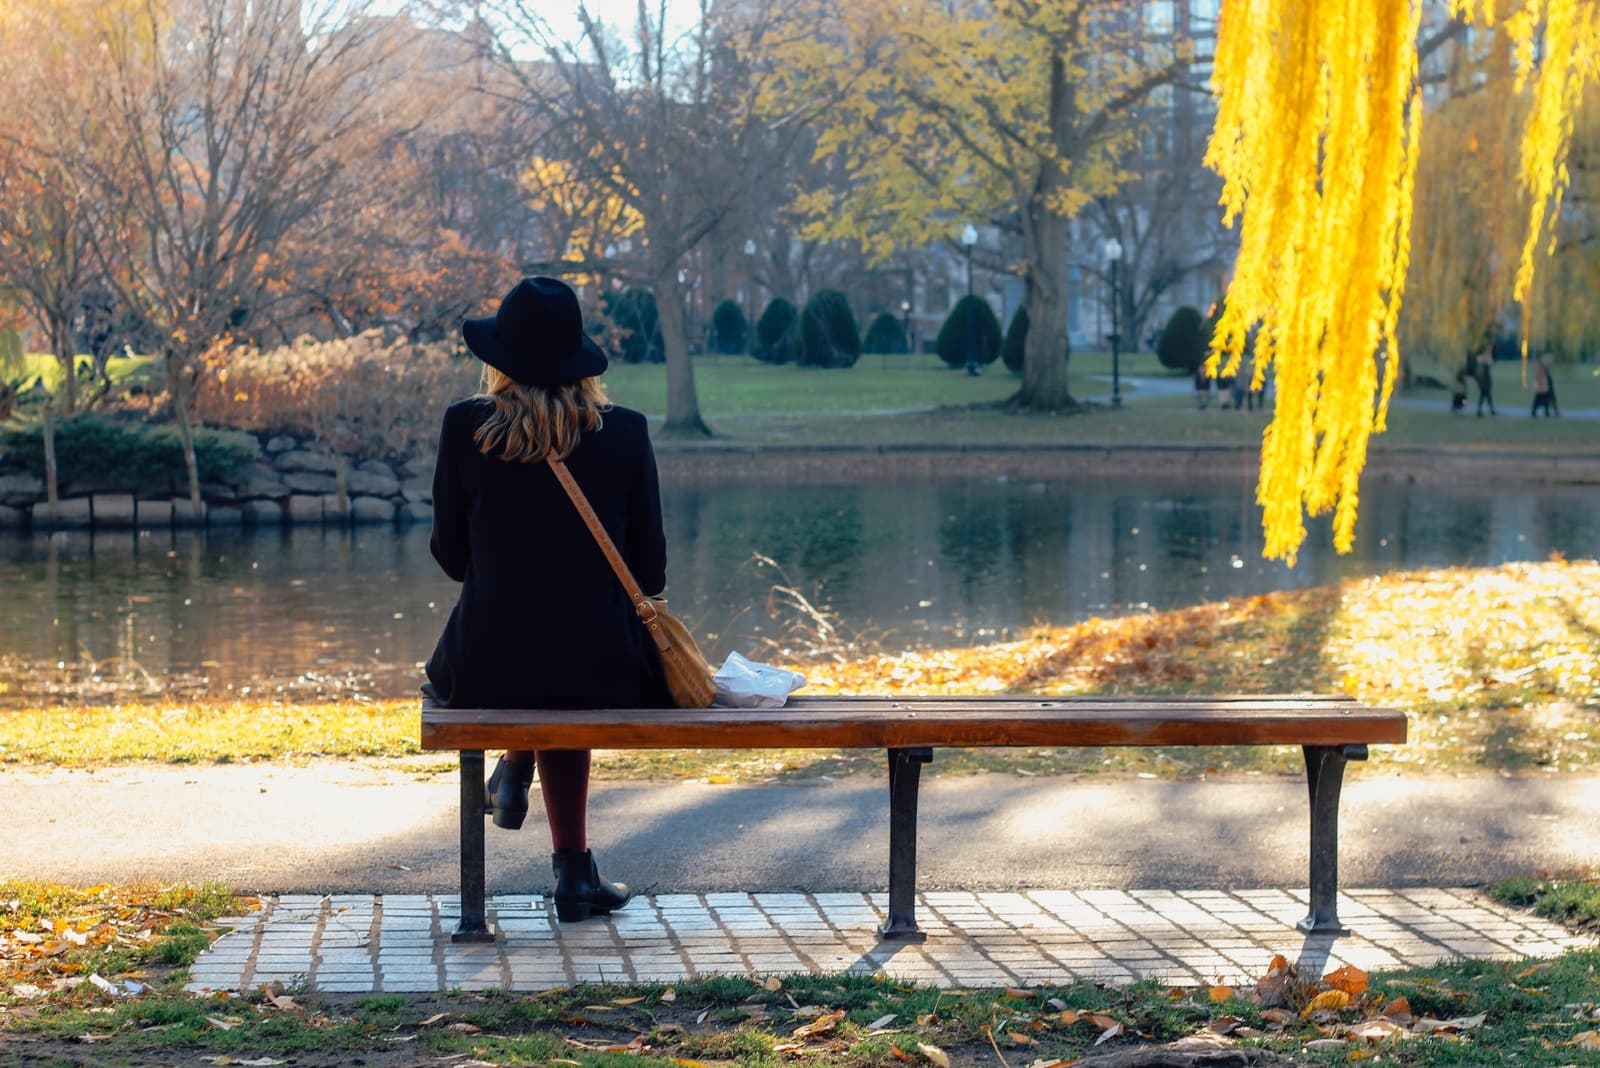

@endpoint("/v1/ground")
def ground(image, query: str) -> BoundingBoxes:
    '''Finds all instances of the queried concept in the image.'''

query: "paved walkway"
[185,887,1591,995]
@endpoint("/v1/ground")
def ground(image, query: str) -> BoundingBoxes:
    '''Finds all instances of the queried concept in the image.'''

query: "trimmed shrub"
[710,300,748,355]
[754,298,798,365]
[798,289,862,368]
[603,288,663,364]
[1001,307,1029,373]
[863,311,909,355]
[935,295,1002,369]
[0,412,258,492]
[1157,305,1209,373]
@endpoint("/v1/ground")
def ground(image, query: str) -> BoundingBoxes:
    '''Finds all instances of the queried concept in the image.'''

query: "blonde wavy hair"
[472,366,609,463]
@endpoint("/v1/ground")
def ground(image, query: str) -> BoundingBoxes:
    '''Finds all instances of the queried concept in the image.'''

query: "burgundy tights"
[503,749,589,852]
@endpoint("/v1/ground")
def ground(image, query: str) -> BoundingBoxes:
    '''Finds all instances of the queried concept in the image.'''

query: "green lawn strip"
[9,954,1600,1065]
[0,698,424,765]
[656,395,1600,450]
[1491,875,1600,933]
[15,353,154,394]
[603,353,1600,450]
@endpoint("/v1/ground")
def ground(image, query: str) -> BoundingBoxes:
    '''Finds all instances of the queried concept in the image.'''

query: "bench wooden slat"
[421,696,1406,752]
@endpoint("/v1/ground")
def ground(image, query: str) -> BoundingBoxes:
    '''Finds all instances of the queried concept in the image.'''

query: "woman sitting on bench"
[422,276,673,923]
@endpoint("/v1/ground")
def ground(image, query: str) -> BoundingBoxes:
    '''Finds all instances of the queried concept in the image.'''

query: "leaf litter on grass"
[1,560,1594,778]
[798,559,1600,776]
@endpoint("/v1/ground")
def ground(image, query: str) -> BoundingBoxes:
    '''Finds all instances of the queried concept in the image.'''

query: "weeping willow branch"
[1207,0,1598,564]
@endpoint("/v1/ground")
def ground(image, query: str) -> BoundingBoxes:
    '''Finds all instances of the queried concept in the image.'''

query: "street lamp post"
[960,224,979,376]
[1104,236,1124,409]
[900,299,912,354]
[743,239,757,354]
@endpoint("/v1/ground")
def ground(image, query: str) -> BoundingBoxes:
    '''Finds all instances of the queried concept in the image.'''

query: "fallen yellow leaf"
[791,1008,846,1040]
[1301,990,1351,1017]
[918,1042,951,1068]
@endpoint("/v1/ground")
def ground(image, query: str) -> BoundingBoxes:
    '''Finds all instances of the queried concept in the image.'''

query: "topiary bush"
[1001,307,1029,373]
[935,295,1002,369]
[603,288,664,363]
[710,300,748,355]
[754,298,798,365]
[798,289,862,368]
[862,311,909,355]
[1157,305,1209,373]
[0,412,259,492]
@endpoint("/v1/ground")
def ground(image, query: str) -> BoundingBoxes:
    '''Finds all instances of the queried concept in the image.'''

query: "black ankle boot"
[484,755,535,830]
[551,850,630,922]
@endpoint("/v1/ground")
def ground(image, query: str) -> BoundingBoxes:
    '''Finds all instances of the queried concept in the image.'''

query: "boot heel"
[491,807,527,830]
[484,755,533,830]
[553,898,593,923]
[550,849,630,923]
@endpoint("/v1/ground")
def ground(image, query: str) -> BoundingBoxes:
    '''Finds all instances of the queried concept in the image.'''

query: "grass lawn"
[2,560,1594,780]
[16,352,154,394]
[4,878,1600,1067]
[602,352,1600,450]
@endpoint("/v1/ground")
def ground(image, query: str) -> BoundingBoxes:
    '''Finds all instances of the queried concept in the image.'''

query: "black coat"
[424,397,672,709]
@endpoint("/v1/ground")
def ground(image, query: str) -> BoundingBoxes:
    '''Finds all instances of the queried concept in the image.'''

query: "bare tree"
[474,0,824,435]
[82,0,406,512]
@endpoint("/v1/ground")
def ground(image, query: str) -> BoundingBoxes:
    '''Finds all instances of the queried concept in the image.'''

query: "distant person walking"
[1247,374,1267,411]
[1194,365,1212,410]
[1224,373,1246,410]
[1474,346,1496,417]
[1450,359,1470,414]
[1531,351,1560,417]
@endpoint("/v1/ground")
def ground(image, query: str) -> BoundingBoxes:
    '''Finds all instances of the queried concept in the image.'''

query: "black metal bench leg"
[1298,744,1368,935]
[452,749,494,943]
[880,746,933,942]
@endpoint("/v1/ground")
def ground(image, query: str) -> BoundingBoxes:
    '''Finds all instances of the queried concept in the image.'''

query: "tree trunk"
[1017,53,1078,412]
[1018,211,1076,410]
[168,353,204,515]
[52,314,77,415]
[656,273,711,437]
[41,404,59,524]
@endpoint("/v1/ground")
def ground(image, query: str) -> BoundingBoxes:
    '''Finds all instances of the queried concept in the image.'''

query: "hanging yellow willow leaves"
[1208,0,1598,562]
[1484,0,1600,341]
[1206,0,1422,564]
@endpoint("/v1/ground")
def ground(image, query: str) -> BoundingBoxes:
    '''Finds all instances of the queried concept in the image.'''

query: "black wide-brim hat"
[463,276,608,385]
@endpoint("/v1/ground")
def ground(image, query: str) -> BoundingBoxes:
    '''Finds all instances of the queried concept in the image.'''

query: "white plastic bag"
[712,651,807,709]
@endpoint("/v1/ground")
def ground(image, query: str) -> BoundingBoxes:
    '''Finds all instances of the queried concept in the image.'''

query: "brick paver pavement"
[184,887,1591,995]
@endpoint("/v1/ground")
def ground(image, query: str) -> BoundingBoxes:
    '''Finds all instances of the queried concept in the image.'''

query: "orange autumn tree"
[1208,0,1599,563]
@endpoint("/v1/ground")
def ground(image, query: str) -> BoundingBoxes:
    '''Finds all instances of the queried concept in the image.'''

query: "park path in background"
[8,760,1596,896]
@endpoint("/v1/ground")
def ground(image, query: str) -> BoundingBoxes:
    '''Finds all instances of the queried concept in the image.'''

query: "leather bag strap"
[547,456,667,645]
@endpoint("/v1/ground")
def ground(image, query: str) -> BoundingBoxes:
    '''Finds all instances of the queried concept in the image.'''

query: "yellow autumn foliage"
[1209,0,1599,562]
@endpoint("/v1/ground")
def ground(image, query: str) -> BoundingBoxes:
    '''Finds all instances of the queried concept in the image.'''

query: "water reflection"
[1,476,1595,703]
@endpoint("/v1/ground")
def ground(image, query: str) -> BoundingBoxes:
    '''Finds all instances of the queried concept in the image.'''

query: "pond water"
[2,475,1596,704]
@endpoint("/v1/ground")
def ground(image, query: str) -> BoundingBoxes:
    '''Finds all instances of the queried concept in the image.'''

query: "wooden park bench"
[421,694,1405,944]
